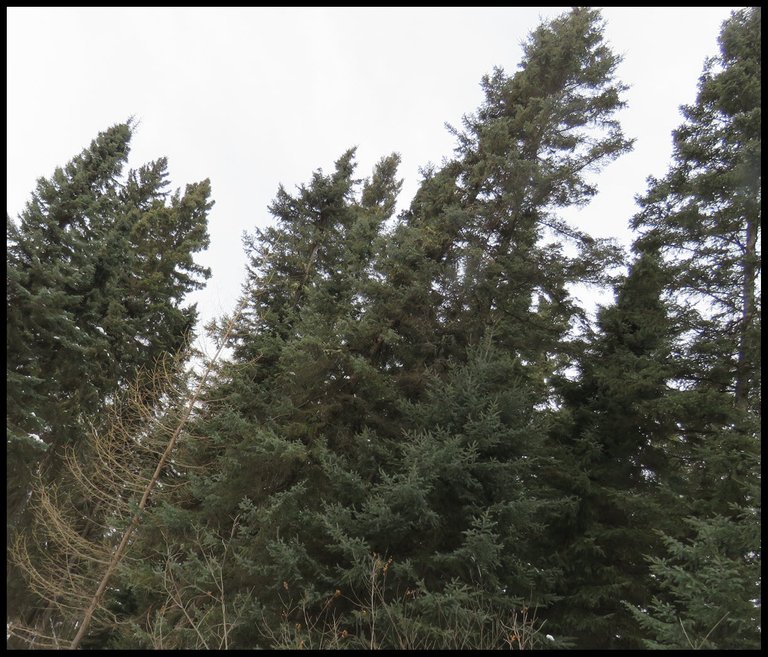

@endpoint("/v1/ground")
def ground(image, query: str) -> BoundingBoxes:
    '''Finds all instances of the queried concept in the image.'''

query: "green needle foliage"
[6,120,213,644]
[546,251,683,648]
[633,8,760,415]
[112,8,638,650]
[393,7,631,386]
[7,7,759,651]
[625,8,761,649]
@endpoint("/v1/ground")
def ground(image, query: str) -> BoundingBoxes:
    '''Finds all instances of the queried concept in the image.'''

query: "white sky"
[7,7,738,344]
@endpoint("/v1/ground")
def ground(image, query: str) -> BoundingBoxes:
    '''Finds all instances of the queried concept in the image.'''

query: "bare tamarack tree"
[9,303,245,650]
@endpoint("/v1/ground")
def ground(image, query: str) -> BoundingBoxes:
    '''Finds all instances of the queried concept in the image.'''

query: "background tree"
[626,8,760,648]
[633,8,760,413]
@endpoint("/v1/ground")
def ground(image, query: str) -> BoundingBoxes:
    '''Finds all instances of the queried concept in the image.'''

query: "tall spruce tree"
[633,8,760,414]
[626,8,761,648]
[314,8,637,640]
[108,149,406,649]
[6,121,213,643]
[546,251,685,648]
[389,7,631,402]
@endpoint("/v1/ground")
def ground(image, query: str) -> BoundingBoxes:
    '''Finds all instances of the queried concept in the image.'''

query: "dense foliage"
[7,8,759,650]
[6,121,213,646]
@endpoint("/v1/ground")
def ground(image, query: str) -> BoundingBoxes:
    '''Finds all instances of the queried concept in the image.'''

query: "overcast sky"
[7,7,738,346]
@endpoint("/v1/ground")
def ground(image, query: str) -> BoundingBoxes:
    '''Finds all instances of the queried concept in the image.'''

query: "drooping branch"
[10,298,247,650]
[68,298,247,650]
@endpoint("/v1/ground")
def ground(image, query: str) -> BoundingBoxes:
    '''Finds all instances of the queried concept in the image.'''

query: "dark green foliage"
[396,7,631,400]
[545,252,684,648]
[113,8,640,650]
[7,121,212,493]
[13,7,760,651]
[6,121,213,643]
[629,510,760,650]
[247,343,570,642]
[544,10,760,649]
[107,146,406,649]
[632,7,761,412]
[624,8,761,649]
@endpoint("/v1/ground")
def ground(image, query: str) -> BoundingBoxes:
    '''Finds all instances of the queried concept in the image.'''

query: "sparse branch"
[69,298,247,649]
[11,298,248,650]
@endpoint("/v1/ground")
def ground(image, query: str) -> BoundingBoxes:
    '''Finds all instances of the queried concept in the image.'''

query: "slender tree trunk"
[69,301,245,649]
[734,211,758,409]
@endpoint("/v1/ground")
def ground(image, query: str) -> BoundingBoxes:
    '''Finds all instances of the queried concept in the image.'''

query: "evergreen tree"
[6,121,213,641]
[110,148,405,649]
[289,342,571,648]
[194,148,404,518]
[632,8,760,416]
[324,9,637,642]
[547,10,760,649]
[385,7,631,404]
[625,8,761,648]
[628,509,760,649]
[546,251,684,648]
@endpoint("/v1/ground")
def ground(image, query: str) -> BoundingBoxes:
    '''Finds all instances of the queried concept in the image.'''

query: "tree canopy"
[6,7,760,651]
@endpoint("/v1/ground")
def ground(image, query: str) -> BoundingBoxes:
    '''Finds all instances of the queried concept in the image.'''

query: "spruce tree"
[387,7,631,402]
[626,8,761,648]
[633,7,760,414]
[6,121,213,642]
[546,251,684,648]
[329,9,637,641]
[109,149,405,649]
